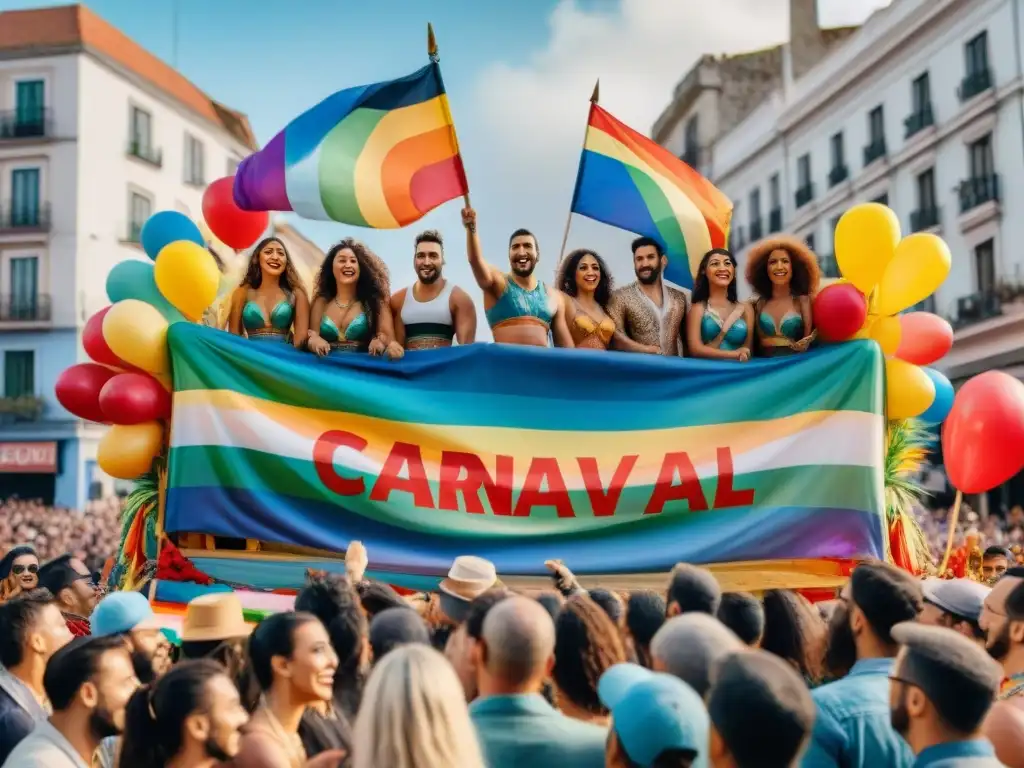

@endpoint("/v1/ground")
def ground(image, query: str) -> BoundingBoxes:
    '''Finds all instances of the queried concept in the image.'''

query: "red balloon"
[896,312,954,366]
[55,363,117,423]
[202,176,268,250]
[82,307,123,368]
[943,371,1024,493]
[812,283,868,342]
[98,372,171,425]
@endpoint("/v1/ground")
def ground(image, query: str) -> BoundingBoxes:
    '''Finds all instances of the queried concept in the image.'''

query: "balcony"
[0,396,44,423]
[794,184,814,209]
[958,174,999,214]
[954,290,1001,330]
[0,294,51,322]
[749,218,763,241]
[904,104,935,139]
[910,206,941,232]
[768,207,783,233]
[958,68,993,102]
[828,164,849,187]
[127,140,163,168]
[863,139,887,166]
[0,109,53,141]
[820,253,840,279]
[0,203,52,235]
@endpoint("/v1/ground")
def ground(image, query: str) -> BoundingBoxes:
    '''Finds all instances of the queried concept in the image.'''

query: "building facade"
[0,4,256,508]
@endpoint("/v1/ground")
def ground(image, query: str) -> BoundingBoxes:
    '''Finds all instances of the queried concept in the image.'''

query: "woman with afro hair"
[744,235,820,357]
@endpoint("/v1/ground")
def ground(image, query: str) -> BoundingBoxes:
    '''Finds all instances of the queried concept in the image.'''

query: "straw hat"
[437,556,498,623]
[180,593,252,643]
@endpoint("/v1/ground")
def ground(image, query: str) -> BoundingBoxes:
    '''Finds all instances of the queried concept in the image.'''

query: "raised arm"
[390,288,407,348]
[292,290,310,349]
[450,287,477,345]
[227,287,246,336]
[461,206,504,295]
[685,302,742,361]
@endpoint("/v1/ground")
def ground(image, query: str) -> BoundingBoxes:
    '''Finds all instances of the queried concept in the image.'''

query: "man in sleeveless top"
[390,229,477,350]
[462,207,574,348]
[608,237,690,356]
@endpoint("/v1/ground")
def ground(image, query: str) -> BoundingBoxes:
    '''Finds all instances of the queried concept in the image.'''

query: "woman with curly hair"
[227,237,310,347]
[555,249,617,350]
[552,593,628,725]
[744,235,820,357]
[685,248,754,361]
[306,238,403,359]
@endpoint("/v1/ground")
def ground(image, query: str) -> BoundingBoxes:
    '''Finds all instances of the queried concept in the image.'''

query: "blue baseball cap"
[599,663,709,768]
[922,578,990,622]
[91,592,162,637]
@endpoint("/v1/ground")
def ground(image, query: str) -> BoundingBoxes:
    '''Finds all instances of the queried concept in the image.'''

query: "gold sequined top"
[607,281,690,356]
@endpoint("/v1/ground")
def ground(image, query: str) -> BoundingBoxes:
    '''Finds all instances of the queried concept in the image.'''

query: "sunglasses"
[12,564,38,575]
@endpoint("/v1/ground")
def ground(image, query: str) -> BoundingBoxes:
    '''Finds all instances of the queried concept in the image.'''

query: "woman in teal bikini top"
[686,248,754,361]
[306,238,404,359]
[228,237,309,346]
[744,236,820,357]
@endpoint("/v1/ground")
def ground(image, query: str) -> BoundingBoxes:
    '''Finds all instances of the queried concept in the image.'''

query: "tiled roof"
[0,4,257,150]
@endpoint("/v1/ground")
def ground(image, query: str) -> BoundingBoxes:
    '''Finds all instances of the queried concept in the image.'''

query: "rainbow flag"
[164,325,885,589]
[571,104,733,289]
[233,63,467,228]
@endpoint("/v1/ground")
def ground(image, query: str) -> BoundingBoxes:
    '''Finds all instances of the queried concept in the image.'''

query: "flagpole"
[428,23,471,208]
[559,80,599,261]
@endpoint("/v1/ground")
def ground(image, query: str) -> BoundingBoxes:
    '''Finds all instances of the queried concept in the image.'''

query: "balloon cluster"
[811,204,954,423]
[55,178,268,480]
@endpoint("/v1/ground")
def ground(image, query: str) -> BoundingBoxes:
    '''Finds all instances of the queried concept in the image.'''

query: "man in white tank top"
[390,230,477,350]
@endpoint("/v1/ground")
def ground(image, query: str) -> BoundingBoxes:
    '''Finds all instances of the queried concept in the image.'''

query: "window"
[969,134,994,178]
[868,106,885,144]
[184,134,205,185]
[129,192,152,241]
[916,169,936,211]
[966,31,989,77]
[10,169,40,227]
[912,72,931,112]
[806,233,816,252]
[830,132,845,170]
[974,238,995,294]
[797,154,811,187]
[749,188,761,222]
[4,351,34,398]
[873,193,889,206]
[14,80,44,125]
[130,107,152,156]
[684,116,699,157]
[9,257,38,318]
[769,174,780,209]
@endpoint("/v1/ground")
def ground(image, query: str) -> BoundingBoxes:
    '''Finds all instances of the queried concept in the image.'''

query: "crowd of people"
[0,498,121,575]
[0,534,1022,767]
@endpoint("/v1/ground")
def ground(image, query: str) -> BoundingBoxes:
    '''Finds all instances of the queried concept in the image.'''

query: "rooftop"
[0,3,257,150]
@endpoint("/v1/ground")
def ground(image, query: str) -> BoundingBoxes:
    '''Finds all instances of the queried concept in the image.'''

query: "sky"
[10,0,891,334]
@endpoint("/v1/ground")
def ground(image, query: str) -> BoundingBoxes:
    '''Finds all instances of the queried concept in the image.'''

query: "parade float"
[52,27,1024,634]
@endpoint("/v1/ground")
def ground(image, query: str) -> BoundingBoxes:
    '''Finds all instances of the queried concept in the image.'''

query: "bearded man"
[981,569,1024,766]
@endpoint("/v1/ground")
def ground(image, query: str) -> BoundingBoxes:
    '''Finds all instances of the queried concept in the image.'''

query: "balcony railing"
[0,108,53,140]
[910,206,941,231]
[863,139,887,166]
[958,68,993,102]
[958,174,1000,213]
[0,395,44,422]
[828,164,849,187]
[127,140,163,168]
[794,184,814,209]
[749,218,763,241]
[904,104,935,139]
[954,290,1001,329]
[0,294,51,322]
[820,253,840,279]
[768,207,782,233]
[0,203,52,234]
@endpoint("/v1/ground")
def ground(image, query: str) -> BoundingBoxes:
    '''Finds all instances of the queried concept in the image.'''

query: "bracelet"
[466,223,477,233]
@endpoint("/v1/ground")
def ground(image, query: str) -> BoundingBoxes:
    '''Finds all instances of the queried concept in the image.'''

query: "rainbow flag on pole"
[570,104,733,289]
[233,63,467,228]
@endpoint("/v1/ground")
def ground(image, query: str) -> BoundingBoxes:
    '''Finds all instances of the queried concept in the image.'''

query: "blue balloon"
[140,211,204,261]
[919,367,954,424]
[105,260,186,323]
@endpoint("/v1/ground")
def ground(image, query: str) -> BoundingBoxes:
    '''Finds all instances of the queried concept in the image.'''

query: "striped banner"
[165,324,886,582]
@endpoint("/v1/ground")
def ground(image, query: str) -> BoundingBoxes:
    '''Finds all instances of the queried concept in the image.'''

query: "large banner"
[165,324,886,581]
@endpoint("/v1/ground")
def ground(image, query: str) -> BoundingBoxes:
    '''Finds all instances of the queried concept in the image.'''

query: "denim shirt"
[913,739,1005,767]
[801,658,914,768]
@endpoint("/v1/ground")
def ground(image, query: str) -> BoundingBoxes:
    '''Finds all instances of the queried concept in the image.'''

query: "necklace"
[334,298,353,311]
[1000,673,1024,700]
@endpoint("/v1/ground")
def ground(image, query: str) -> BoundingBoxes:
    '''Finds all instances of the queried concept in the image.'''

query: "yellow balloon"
[834,204,901,294]
[154,240,221,322]
[103,300,169,374]
[97,422,164,480]
[874,233,952,316]
[852,315,876,341]
[886,358,935,420]
[870,315,902,356]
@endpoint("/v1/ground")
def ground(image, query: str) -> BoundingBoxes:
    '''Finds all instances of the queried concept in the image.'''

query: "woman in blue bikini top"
[306,238,404,359]
[744,236,820,358]
[228,237,310,347]
[686,248,754,362]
